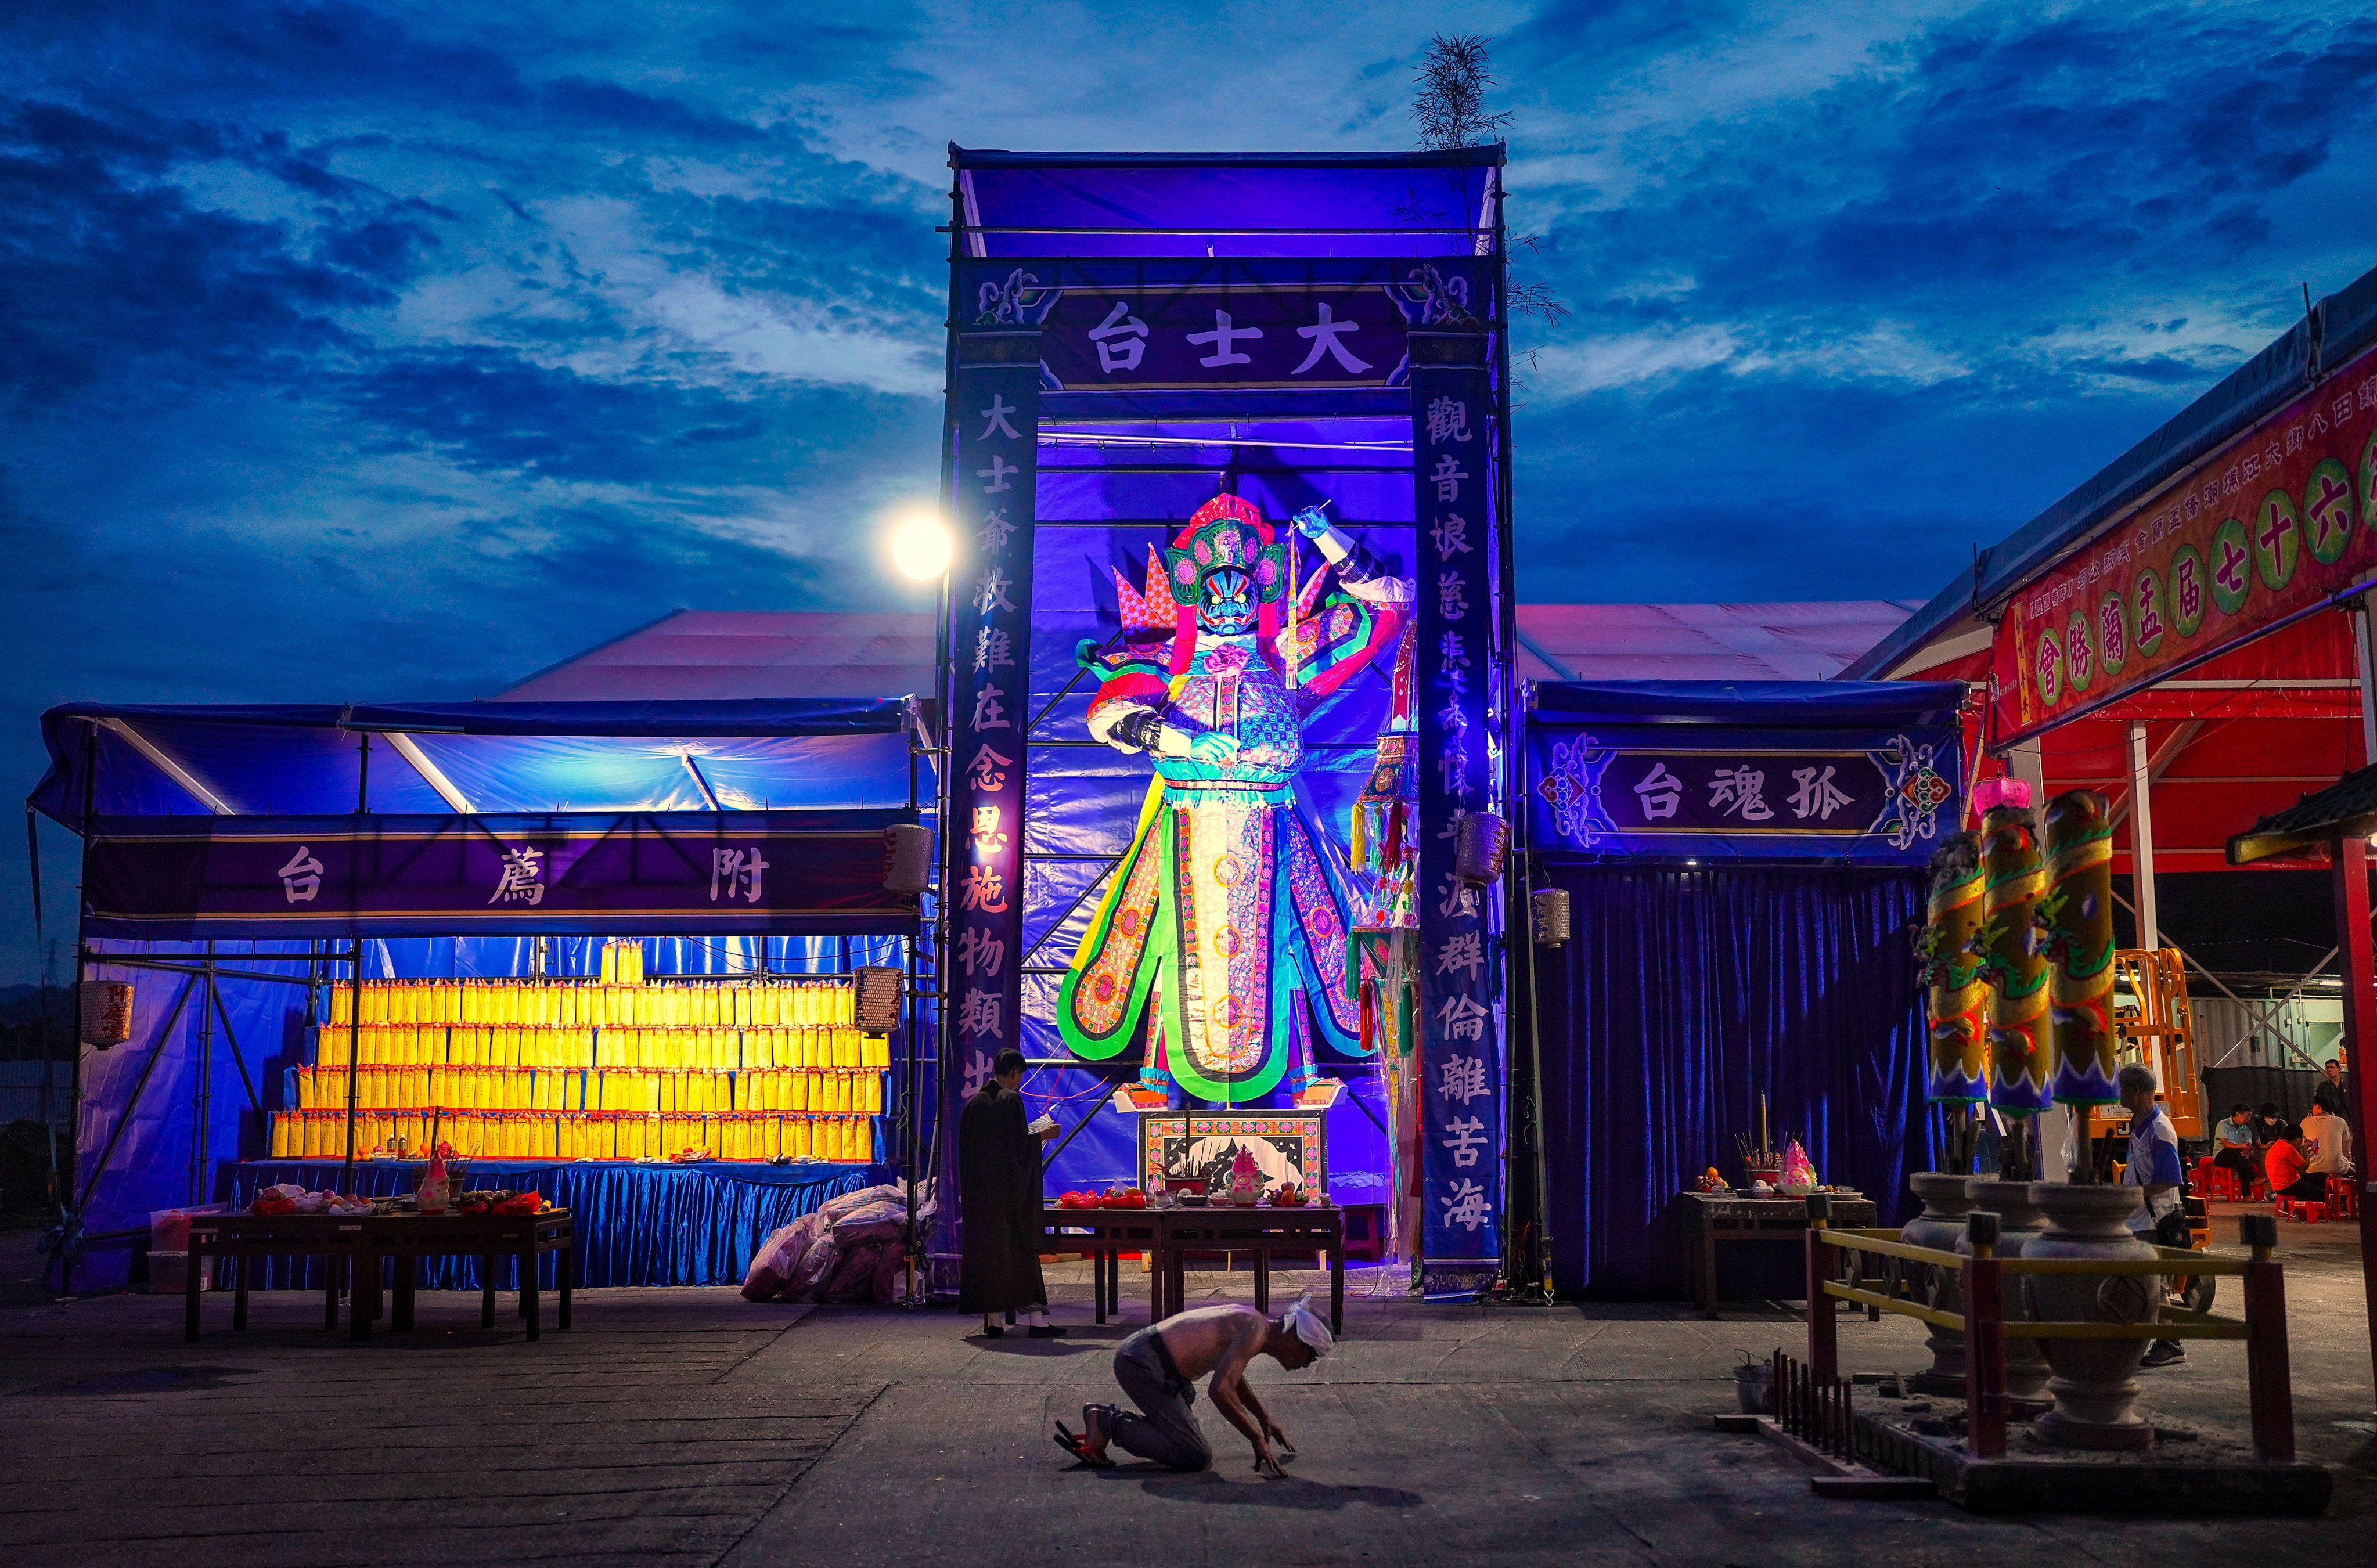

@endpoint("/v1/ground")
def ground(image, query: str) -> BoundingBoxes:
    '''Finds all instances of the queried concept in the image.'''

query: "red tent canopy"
[1903,612,2365,872]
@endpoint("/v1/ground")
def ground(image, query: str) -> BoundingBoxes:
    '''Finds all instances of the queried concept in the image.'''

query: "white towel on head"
[1283,1289,1333,1356]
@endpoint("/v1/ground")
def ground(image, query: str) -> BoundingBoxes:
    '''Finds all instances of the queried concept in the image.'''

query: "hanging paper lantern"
[1976,805,2053,1116]
[1918,832,1987,1103]
[2039,790,2120,1106]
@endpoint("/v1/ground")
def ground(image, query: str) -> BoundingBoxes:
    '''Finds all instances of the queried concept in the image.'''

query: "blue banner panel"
[80,811,919,938]
[1410,333,1503,1283]
[962,258,1487,394]
[1525,725,1963,865]
[943,330,1043,1094]
[934,331,1044,1284]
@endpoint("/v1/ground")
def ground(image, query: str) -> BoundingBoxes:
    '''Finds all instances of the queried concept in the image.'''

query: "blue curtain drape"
[1533,865,1935,1300]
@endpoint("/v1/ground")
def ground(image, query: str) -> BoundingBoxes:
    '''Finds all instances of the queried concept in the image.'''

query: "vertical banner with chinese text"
[1411,332,1503,1292]
[935,330,1040,1286]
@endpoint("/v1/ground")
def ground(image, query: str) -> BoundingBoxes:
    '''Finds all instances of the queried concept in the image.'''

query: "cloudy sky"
[5,2,2375,979]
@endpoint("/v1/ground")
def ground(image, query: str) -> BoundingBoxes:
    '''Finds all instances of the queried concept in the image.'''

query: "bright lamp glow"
[888,511,953,581]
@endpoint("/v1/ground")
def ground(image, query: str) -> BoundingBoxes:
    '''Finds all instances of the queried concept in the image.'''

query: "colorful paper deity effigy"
[1056,493,1411,1104]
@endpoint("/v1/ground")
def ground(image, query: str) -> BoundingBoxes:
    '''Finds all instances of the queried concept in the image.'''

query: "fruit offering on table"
[1055,1188,1144,1210]
[450,1189,548,1216]
[1694,1166,1727,1193]
[1268,1184,1309,1207]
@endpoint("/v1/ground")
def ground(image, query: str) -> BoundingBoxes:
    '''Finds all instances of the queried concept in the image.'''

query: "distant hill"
[0,986,68,1026]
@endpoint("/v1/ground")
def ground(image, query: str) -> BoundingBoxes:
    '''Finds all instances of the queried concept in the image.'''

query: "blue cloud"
[4,1,2376,981]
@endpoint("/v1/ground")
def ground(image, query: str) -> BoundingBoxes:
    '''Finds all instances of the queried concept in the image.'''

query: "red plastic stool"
[2276,1195,2293,1219]
[2328,1177,2360,1219]
[2196,1160,2242,1202]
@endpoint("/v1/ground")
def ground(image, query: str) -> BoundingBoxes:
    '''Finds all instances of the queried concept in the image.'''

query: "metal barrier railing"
[1798,1194,2294,1462]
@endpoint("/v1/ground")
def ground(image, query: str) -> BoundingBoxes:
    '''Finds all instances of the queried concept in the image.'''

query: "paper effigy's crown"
[1163,493,1288,607]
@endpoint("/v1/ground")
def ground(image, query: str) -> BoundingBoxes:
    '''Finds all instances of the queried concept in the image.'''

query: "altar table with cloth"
[184,1207,574,1342]
[219,1159,891,1288]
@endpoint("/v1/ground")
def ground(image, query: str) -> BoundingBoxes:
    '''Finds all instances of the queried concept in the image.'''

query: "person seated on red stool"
[2264,1126,2327,1203]
[2300,1091,2355,1185]
[2210,1103,2257,1194]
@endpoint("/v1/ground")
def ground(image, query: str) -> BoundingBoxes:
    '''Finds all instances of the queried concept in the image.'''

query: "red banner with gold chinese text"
[1991,345,2377,743]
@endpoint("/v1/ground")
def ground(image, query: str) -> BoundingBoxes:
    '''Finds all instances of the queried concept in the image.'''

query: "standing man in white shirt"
[2117,1064,2188,1369]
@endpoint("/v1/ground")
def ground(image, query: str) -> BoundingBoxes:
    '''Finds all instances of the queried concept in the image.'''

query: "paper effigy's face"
[1198,565,1257,635]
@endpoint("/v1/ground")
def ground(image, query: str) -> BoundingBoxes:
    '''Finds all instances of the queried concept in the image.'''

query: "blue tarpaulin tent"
[1519,681,1960,1299]
[32,698,928,1292]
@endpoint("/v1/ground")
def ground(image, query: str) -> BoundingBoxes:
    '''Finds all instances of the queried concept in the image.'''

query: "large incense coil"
[1975,805,2052,1115]
[2040,789,2120,1106]
[1919,833,1988,1103]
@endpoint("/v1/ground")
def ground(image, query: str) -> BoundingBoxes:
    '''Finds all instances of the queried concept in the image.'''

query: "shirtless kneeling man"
[1056,1292,1332,1476]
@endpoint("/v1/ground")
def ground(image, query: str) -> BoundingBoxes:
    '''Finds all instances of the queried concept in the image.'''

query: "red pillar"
[2329,834,2377,1406]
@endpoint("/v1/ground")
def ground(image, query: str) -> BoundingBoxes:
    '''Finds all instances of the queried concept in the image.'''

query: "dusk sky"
[6,3,2376,980]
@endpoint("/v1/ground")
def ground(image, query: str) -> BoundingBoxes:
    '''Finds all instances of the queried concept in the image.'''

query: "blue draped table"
[215,1159,893,1289]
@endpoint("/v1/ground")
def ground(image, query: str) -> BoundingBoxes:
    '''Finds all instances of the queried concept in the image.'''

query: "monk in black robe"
[959,1047,1063,1337]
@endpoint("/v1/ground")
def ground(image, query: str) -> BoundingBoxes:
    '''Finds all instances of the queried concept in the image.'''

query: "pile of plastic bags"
[741,1181,932,1305]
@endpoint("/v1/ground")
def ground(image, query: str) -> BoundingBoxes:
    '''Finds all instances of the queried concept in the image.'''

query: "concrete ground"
[2,1203,2372,1567]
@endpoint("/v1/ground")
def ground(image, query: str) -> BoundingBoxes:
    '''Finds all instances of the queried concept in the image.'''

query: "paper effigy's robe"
[1056,496,1407,1103]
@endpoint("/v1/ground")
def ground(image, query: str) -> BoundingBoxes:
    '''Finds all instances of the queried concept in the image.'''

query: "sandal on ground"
[1052,1421,1114,1468]
[977,1324,1004,1338]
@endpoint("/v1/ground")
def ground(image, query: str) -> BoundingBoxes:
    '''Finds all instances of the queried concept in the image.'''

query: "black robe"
[957,1080,1046,1313]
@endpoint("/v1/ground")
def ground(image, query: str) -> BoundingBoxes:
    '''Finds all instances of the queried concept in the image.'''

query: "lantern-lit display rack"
[272,945,888,1163]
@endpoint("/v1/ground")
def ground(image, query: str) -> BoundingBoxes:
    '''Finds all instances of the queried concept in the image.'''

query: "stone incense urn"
[2023,1183,2157,1451]
[1902,1172,1975,1396]
[1960,1178,2052,1411]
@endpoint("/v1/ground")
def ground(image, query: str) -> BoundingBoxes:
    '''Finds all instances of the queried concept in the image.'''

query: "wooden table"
[1042,1205,1345,1332]
[1038,1207,1162,1325]
[1676,1191,1875,1317]
[183,1209,575,1343]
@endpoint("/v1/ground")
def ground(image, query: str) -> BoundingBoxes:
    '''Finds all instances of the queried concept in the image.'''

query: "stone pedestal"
[1960,1177,2052,1411]
[2023,1183,2156,1451]
[1902,1172,1975,1397]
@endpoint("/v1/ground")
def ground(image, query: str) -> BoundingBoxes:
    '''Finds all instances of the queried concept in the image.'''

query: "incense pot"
[2022,1183,2156,1449]
[2039,791,2120,1123]
[1901,1172,1976,1396]
[1960,1178,2052,1410]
